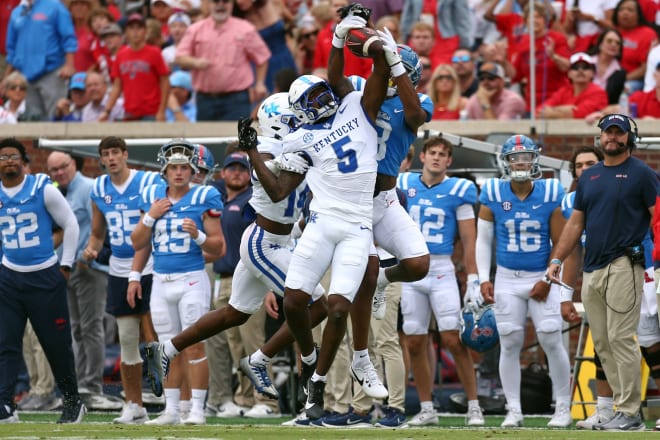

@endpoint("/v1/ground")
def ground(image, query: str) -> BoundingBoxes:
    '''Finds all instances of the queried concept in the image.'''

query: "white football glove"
[465,274,483,307]
[334,16,367,40]
[376,27,397,53]
[276,152,310,174]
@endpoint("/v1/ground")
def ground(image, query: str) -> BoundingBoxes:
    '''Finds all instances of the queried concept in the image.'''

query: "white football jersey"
[249,136,309,224]
[281,91,377,226]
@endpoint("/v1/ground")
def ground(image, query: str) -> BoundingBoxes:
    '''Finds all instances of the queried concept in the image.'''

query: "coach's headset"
[596,113,640,150]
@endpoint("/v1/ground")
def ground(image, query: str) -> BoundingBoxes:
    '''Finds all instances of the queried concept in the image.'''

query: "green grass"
[0,413,655,439]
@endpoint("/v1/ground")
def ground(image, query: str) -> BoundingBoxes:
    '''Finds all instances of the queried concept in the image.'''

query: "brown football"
[345,27,383,58]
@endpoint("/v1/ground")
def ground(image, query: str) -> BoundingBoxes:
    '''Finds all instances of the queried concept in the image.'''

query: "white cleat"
[501,409,523,428]
[466,406,485,426]
[113,402,149,424]
[144,411,180,425]
[182,410,206,425]
[408,408,439,426]
[547,403,573,428]
[575,408,614,429]
[350,363,388,399]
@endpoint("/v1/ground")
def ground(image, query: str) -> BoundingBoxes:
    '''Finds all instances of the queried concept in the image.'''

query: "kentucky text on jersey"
[310,117,360,152]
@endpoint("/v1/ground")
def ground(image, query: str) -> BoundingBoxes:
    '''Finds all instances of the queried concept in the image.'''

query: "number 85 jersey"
[479,178,564,272]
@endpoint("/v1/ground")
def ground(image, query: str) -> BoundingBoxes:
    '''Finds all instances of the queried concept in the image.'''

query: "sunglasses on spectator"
[570,63,593,71]
[478,73,499,81]
[435,75,454,81]
[300,30,318,40]
[7,84,27,91]
[452,54,471,63]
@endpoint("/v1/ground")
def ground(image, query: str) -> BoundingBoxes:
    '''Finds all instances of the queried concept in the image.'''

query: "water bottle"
[619,89,629,116]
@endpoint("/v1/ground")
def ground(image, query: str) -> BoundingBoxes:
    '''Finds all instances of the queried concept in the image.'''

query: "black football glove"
[338,2,371,21]
[237,117,258,151]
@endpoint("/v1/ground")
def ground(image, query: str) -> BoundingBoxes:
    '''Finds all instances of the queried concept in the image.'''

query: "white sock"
[191,389,207,414]
[467,399,480,410]
[163,340,179,359]
[352,349,370,368]
[301,350,317,366]
[420,401,434,412]
[179,400,191,414]
[310,372,327,383]
[377,267,389,287]
[506,398,521,413]
[251,349,271,366]
[597,396,614,412]
[164,388,180,414]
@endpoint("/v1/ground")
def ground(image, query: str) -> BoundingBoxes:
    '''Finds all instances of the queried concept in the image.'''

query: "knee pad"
[535,319,562,334]
[116,317,142,365]
[641,345,660,379]
[497,322,523,336]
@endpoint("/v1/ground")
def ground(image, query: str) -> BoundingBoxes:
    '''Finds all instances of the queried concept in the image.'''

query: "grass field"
[0,412,656,439]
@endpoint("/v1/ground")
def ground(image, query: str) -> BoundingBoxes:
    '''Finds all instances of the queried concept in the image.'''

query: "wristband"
[332,34,345,49]
[194,230,207,246]
[550,258,562,265]
[128,271,141,283]
[390,62,406,78]
[559,286,574,302]
[467,274,479,284]
[142,214,155,227]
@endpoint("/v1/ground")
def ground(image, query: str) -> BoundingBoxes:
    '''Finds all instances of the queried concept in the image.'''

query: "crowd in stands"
[3,0,660,124]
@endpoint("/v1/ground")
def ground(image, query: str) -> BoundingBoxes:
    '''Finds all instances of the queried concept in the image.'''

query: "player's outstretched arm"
[328,15,366,98]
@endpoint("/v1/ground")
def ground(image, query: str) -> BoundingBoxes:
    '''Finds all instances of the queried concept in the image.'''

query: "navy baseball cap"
[598,113,631,132]
[223,153,249,169]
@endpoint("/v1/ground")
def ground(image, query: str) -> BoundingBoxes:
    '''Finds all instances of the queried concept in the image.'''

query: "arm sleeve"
[44,185,79,267]
[476,218,494,283]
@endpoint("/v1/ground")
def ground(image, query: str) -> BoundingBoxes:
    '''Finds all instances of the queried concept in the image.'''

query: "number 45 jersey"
[480,178,564,272]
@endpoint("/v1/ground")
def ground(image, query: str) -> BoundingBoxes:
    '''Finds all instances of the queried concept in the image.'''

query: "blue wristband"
[550,258,561,265]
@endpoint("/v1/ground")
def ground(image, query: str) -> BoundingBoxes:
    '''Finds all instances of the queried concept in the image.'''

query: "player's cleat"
[304,379,326,420]
[144,411,180,425]
[182,410,206,425]
[57,397,86,424]
[322,407,372,428]
[214,401,247,418]
[145,342,169,397]
[501,408,523,428]
[372,283,387,320]
[297,348,318,405]
[350,363,388,399]
[465,406,485,426]
[113,402,149,424]
[239,356,279,399]
[576,408,614,429]
[244,403,280,418]
[547,403,573,428]
[408,407,438,426]
[375,406,407,428]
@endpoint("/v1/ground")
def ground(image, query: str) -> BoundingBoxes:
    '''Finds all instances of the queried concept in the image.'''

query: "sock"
[251,349,272,366]
[420,401,434,412]
[597,396,613,412]
[191,389,207,414]
[352,349,370,368]
[310,372,327,383]
[377,267,389,288]
[179,400,191,414]
[164,388,180,414]
[467,399,480,410]
[163,340,179,359]
[301,349,317,366]
[506,398,522,413]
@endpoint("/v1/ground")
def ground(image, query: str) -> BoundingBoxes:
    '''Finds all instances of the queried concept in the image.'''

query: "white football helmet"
[288,75,338,124]
[257,92,300,140]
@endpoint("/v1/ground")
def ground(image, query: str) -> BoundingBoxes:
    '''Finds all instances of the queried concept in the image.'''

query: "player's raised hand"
[148,198,172,219]
[376,27,397,53]
[238,118,258,151]
[335,16,367,40]
[337,3,371,21]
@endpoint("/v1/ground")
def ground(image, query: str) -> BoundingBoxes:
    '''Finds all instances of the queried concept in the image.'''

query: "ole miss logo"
[471,326,494,340]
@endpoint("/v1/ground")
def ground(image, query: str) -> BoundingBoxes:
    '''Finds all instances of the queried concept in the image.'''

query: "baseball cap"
[479,62,504,79]
[223,153,250,169]
[169,70,192,92]
[168,11,191,27]
[598,113,631,132]
[100,23,122,37]
[569,52,595,66]
[69,72,87,91]
[126,13,146,25]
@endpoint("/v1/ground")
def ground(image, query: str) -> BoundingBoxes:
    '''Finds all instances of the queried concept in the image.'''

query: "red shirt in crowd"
[630,89,660,118]
[653,195,660,262]
[0,1,20,56]
[494,13,525,61]
[432,107,460,120]
[111,44,169,118]
[313,21,372,78]
[539,82,608,118]
[619,26,658,74]
[74,25,97,72]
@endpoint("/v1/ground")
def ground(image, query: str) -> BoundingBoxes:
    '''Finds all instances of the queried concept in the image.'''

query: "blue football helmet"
[387,44,422,96]
[193,143,216,184]
[257,92,300,140]
[460,301,499,352]
[157,138,199,177]
[500,134,542,181]
[288,75,338,124]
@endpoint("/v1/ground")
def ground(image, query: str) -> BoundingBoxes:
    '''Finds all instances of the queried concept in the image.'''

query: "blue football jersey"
[480,178,564,272]
[0,174,57,266]
[140,184,223,273]
[91,170,162,259]
[398,173,477,255]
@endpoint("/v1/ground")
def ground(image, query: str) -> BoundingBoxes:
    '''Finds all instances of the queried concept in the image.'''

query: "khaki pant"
[583,256,644,415]
[22,322,55,396]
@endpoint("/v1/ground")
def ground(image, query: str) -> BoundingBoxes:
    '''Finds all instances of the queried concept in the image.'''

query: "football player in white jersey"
[132,140,225,425]
[82,136,161,424]
[397,136,484,426]
[476,135,576,428]
[236,16,401,419]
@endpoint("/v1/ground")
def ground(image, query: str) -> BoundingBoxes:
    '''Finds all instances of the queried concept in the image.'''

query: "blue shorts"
[106,274,153,317]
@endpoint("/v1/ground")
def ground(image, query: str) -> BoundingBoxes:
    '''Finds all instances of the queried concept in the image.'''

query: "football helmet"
[257,92,300,140]
[193,144,216,184]
[500,134,541,182]
[157,138,199,176]
[387,44,422,96]
[288,75,338,124]
[460,301,499,352]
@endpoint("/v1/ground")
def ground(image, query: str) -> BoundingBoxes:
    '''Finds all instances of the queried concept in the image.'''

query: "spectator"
[233,0,297,94]
[428,64,468,120]
[293,16,319,75]
[175,0,269,121]
[591,28,627,105]
[416,54,432,93]
[562,0,616,53]
[53,72,90,122]
[102,13,170,121]
[0,0,20,79]
[358,0,403,24]
[166,71,196,122]
[146,17,167,48]
[2,72,43,122]
[161,11,191,70]
[150,0,174,42]
[451,48,479,98]
[483,0,525,62]
[629,62,660,117]
[95,23,124,85]
[69,0,96,72]
[511,1,570,111]
[537,53,608,119]
[0,108,16,124]
[47,151,121,412]
[644,42,660,92]
[88,7,116,75]
[81,71,124,122]
[406,22,438,69]
[374,14,401,44]
[613,0,658,93]
[5,0,78,119]
[0,138,84,424]
[466,62,526,120]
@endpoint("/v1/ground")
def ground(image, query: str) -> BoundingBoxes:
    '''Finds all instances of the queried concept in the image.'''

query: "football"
[345,27,383,58]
